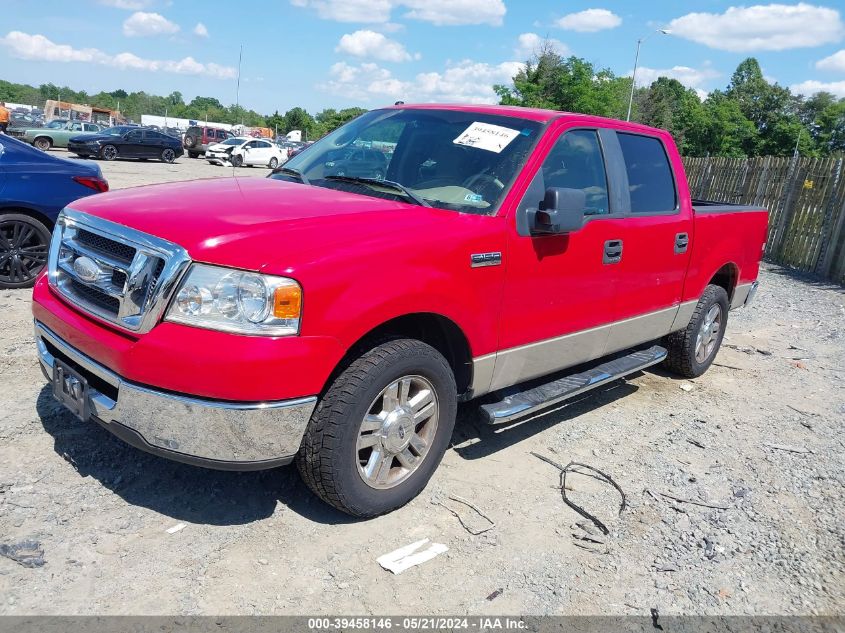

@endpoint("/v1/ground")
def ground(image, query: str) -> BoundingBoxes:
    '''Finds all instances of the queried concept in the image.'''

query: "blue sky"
[2,0,845,115]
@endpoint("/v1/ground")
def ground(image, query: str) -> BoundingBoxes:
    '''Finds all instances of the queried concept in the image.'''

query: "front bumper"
[35,320,317,470]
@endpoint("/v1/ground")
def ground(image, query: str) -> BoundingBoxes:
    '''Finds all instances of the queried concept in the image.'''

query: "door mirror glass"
[530,187,586,235]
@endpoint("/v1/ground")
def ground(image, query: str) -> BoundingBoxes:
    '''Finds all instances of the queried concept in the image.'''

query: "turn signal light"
[273,284,302,319]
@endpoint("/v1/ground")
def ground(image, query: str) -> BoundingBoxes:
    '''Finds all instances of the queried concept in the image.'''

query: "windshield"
[220,137,244,146]
[270,108,543,214]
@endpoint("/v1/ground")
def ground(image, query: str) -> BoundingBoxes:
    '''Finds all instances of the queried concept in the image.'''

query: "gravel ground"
[0,152,843,615]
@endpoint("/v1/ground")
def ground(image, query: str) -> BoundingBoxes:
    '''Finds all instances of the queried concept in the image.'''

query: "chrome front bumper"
[35,321,317,470]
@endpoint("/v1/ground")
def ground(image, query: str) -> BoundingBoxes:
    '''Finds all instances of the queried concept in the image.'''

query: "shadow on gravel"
[36,384,356,527]
[451,378,640,460]
[764,262,845,292]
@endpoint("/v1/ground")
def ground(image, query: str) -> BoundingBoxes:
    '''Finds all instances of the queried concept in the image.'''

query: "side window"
[258,141,271,148]
[70,123,83,131]
[126,130,142,141]
[617,133,677,213]
[540,129,610,216]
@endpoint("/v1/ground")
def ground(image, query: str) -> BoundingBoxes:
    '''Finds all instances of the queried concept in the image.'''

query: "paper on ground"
[166,523,187,534]
[453,122,520,153]
[377,538,448,574]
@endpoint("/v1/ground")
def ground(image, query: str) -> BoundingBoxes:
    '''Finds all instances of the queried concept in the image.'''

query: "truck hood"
[68,177,429,272]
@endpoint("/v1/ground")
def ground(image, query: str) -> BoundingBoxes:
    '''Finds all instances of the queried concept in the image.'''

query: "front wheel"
[100,144,118,161]
[663,284,729,378]
[296,338,457,517]
[231,154,243,167]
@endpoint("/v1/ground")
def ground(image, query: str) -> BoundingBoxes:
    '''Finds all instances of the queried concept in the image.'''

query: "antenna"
[235,44,243,123]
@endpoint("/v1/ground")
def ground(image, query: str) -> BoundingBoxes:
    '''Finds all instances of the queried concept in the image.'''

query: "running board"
[480,345,667,425]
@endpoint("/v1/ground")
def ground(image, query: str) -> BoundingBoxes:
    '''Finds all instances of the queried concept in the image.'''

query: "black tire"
[100,144,118,161]
[663,284,729,378]
[33,137,52,151]
[268,157,279,169]
[0,213,51,289]
[296,338,457,517]
[188,151,199,159]
[161,148,176,163]
[231,154,243,167]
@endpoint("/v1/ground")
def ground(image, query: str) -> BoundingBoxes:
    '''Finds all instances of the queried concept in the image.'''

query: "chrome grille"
[48,209,192,333]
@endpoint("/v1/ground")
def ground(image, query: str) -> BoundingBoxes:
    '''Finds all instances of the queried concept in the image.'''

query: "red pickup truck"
[32,105,768,516]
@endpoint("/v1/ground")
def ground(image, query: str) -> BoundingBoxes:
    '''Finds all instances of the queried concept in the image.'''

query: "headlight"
[166,263,302,336]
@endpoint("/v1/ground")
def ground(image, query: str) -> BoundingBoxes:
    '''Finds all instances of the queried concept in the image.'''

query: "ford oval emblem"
[72,256,101,283]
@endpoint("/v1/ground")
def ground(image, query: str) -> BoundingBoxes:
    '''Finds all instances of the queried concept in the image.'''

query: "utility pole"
[626,29,671,122]
[235,44,243,125]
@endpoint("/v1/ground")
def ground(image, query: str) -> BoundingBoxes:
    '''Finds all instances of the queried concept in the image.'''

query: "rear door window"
[617,133,677,213]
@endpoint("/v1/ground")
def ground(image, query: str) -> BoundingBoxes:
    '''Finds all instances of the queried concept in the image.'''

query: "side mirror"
[530,187,586,235]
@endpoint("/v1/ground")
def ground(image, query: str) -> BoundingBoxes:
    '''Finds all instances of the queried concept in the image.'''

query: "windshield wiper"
[323,175,431,208]
[273,166,310,185]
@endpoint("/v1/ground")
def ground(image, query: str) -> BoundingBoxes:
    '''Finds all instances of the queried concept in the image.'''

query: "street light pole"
[626,29,671,122]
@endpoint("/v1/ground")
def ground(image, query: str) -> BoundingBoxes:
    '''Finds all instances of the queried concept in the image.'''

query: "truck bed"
[692,199,765,214]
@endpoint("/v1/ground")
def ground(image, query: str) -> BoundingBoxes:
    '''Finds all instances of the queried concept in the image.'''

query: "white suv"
[206,137,287,168]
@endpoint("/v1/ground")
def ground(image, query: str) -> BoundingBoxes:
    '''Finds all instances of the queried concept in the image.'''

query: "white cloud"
[668,3,844,52]
[790,79,845,98]
[98,0,154,8]
[816,49,845,73]
[193,22,209,38]
[400,0,505,26]
[319,58,523,103]
[555,8,621,32]
[290,0,505,25]
[514,33,570,59]
[0,31,106,63]
[336,30,415,62]
[0,31,235,79]
[122,11,180,37]
[632,65,721,92]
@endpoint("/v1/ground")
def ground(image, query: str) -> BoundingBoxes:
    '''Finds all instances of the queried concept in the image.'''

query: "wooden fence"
[683,156,845,284]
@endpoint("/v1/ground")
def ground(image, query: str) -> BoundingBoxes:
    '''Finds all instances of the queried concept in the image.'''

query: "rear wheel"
[188,151,199,159]
[0,214,51,289]
[269,157,279,169]
[33,137,52,151]
[296,338,457,517]
[664,284,729,378]
[161,148,176,163]
[100,144,118,161]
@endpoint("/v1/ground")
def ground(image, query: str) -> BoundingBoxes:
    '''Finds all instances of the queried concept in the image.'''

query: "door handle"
[603,239,623,264]
[675,232,689,254]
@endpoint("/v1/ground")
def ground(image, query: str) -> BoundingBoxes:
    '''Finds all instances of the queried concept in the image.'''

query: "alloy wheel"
[695,304,723,363]
[0,220,49,286]
[356,375,439,489]
[162,148,175,163]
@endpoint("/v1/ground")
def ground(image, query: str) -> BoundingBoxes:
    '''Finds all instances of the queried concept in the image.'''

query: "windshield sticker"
[453,122,521,153]
[464,193,484,203]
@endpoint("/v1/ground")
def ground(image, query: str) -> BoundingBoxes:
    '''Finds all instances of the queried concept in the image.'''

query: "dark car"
[183,126,232,158]
[323,147,388,179]
[0,134,108,288]
[68,126,183,163]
